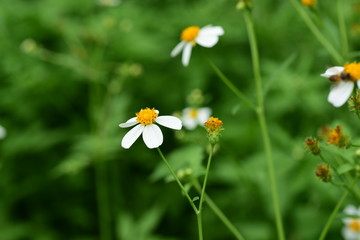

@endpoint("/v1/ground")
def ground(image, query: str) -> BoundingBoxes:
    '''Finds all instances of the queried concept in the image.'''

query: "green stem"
[206,58,257,111]
[318,178,356,240]
[197,213,203,240]
[337,0,349,60]
[193,180,246,240]
[243,10,285,240]
[157,148,199,214]
[196,144,214,240]
[290,0,344,64]
[199,145,214,213]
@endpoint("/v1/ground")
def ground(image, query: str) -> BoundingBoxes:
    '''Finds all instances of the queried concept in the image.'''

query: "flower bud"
[305,137,321,155]
[315,164,332,182]
[204,117,223,144]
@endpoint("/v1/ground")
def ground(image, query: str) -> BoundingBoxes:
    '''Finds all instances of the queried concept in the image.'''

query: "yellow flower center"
[181,26,200,43]
[204,117,223,132]
[136,108,158,125]
[327,126,342,145]
[349,219,360,232]
[344,62,360,81]
[301,0,316,6]
[189,108,199,119]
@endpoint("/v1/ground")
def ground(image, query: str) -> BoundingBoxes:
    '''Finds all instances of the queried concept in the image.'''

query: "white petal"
[357,80,360,89]
[200,25,224,36]
[196,26,224,48]
[171,41,186,57]
[182,43,192,67]
[196,35,219,48]
[342,227,357,240]
[321,66,344,78]
[182,117,197,130]
[121,124,144,149]
[328,81,354,107]
[142,124,163,149]
[119,117,138,128]
[197,107,212,124]
[156,116,182,130]
[344,205,358,216]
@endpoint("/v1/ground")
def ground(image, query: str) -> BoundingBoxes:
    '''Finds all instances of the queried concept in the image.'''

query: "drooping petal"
[156,116,182,130]
[171,41,186,57]
[182,43,192,67]
[328,81,354,107]
[142,124,163,149]
[357,80,360,89]
[119,117,138,128]
[321,66,344,78]
[121,124,144,149]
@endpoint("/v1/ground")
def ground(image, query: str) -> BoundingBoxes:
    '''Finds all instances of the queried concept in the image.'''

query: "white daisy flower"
[182,107,211,130]
[171,25,224,67]
[321,62,360,107]
[119,108,182,149]
[342,205,360,240]
[0,125,6,139]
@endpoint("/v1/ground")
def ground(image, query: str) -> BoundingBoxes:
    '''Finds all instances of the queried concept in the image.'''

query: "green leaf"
[338,163,354,174]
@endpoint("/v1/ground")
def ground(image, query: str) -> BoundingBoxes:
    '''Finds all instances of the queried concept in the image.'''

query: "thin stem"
[206,58,257,111]
[243,10,285,240]
[197,213,203,240]
[157,148,199,213]
[318,178,357,240]
[193,180,246,240]
[196,144,214,240]
[199,145,214,213]
[337,0,349,60]
[290,0,344,64]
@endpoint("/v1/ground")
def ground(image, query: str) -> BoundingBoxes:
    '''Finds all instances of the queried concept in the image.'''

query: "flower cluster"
[326,125,351,149]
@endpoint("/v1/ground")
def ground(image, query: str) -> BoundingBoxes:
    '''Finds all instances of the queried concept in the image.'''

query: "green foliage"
[1,0,360,239]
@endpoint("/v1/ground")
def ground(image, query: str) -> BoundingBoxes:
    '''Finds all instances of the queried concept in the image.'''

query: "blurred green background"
[1,0,360,239]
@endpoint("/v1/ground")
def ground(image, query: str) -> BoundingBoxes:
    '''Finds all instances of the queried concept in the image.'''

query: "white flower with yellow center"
[0,125,6,139]
[321,62,360,107]
[342,205,360,240]
[119,108,182,149]
[182,107,211,130]
[171,25,224,67]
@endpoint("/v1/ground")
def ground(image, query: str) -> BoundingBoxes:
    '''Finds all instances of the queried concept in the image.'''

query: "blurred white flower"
[182,107,211,130]
[171,25,224,67]
[342,205,360,240]
[97,0,120,7]
[119,108,182,149]
[321,62,360,107]
[0,125,6,139]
